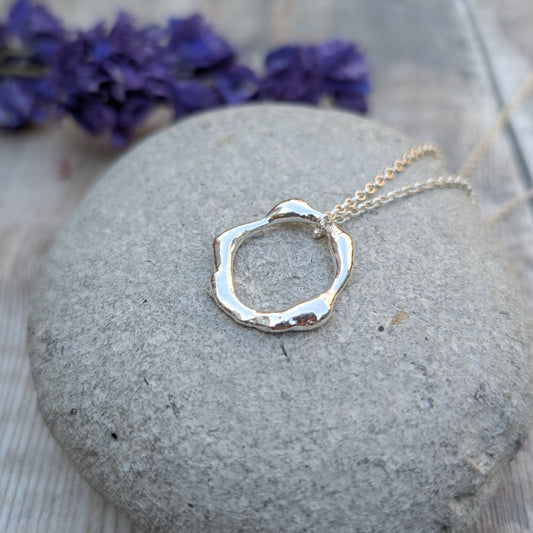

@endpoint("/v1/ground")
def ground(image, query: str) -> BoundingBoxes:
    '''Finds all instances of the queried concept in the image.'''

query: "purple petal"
[28,5,63,35]
[63,93,116,134]
[0,77,53,128]
[112,94,153,146]
[1,78,33,117]
[7,0,30,37]
[317,39,370,114]
[213,64,258,104]
[167,14,234,72]
[90,41,111,62]
[323,79,371,95]
[172,80,220,117]
[333,92,369,113]
[8,0,65,61]
[318,40,369,81]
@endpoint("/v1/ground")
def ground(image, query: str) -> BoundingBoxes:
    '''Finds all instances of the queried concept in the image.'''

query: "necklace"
[211,144,474,332]
[211,72,533,333]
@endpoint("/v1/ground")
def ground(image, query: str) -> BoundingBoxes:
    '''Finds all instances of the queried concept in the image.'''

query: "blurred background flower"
[52,12,171,146]
[0,0,370,144]
[0,0,64,127]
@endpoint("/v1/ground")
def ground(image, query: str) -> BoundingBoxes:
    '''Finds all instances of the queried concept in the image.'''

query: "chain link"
[323,143,441,225]
[341,175,475,217]
[314,143,476,237]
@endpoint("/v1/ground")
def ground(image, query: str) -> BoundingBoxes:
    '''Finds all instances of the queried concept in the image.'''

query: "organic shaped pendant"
[211,199,354,332]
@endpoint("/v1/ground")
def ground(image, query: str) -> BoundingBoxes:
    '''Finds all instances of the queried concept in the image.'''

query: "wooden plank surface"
[462,2,533,531]
[1,1,533,531]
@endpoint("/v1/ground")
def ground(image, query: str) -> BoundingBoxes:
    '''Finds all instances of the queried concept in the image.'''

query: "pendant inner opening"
[233,222,333,313]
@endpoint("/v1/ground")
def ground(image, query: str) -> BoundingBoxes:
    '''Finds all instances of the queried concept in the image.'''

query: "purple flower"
[167,14,234,74]
[8,0,65,61]
[258,40,370,113]
[318,40,370,113]
[52,12,171,146]
[50,11,257,143]
[0,0,63,128]
[0,2,371,142]
[259,45,322,103]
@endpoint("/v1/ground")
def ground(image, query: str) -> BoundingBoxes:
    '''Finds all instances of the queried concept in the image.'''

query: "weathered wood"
[1,0,533,531]
[465,1,533,530]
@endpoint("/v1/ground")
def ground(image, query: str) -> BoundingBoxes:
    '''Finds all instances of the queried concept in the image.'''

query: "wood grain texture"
[465,1,533,531]
[1,0,533,531]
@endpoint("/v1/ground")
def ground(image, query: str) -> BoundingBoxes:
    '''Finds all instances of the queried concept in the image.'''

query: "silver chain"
[314,144,476,237]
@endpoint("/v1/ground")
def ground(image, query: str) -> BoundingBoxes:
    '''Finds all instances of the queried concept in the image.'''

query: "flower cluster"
[260,40,370,112]
[0,0,370,146]
[0,0,64,127]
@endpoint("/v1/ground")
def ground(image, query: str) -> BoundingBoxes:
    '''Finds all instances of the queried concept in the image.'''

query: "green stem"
[0,64,48,78]
[0,47,49,79]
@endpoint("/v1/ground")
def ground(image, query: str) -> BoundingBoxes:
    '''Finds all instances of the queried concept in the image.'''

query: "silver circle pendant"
[211,199,354,332]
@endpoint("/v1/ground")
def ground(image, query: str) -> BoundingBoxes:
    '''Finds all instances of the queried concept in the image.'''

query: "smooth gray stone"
[28,104,533,533]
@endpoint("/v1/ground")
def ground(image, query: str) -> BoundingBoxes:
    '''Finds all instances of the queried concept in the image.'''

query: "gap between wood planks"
[461,0,533,196]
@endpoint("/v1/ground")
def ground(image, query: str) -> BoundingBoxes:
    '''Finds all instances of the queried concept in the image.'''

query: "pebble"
[28,104,533,532]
